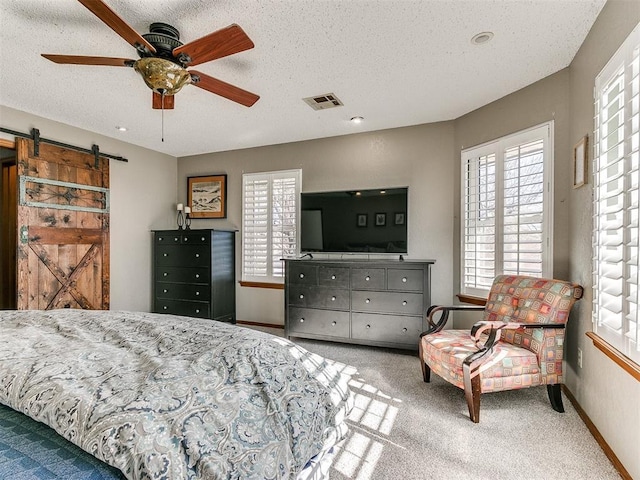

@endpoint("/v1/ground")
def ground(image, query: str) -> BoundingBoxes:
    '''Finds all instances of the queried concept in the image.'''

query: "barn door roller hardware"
[0,127,128,165]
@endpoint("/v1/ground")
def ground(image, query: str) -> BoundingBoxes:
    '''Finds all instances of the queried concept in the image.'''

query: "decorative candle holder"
[184,206,192,230]
[176,203,184,230]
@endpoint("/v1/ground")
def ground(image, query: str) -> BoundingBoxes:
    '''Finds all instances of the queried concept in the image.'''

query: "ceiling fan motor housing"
[140,23,185,64]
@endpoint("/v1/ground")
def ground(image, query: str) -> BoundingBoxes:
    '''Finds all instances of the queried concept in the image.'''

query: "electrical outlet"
[577,348,583,368]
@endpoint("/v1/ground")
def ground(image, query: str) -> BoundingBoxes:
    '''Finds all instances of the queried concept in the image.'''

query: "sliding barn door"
[16,138,110,310]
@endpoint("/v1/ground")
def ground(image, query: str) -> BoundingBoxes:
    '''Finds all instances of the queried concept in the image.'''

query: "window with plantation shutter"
[593,23,640,364]
[242,169,301,283]
[461,123,553,297]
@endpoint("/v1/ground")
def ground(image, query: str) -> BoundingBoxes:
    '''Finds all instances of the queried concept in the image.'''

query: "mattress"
[0,310,352,479]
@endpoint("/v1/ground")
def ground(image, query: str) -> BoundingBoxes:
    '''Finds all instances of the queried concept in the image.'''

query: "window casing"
[461,123,553,297]
[242,169,301,283]
[593,23,640,364]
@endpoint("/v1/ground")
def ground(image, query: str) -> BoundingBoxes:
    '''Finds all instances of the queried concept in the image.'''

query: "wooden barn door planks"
[15,138,110,310]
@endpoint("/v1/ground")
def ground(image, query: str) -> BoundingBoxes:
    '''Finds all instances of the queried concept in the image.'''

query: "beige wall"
[0,106,178,311]
[178,122,456,325]
[454,69,571,284]
[451,1,640,477]
[566,1,640,478]
[452,69,571,328]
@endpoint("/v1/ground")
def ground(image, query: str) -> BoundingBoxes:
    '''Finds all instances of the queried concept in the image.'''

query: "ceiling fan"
[41,0,260,110]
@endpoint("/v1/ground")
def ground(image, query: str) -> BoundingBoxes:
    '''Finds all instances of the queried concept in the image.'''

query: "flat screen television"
[300,187,408,254]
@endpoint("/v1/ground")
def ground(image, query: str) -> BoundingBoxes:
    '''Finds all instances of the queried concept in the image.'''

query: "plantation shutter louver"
[243,177,269,279]
[463,153,496,292]
[461,123,552,297]
[593,23,640,364]
[242,170,301,283]
[503,139,545,277]
[271,176,298,278]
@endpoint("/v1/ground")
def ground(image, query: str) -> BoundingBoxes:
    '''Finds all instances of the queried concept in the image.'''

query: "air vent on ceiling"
[303,93,344,110]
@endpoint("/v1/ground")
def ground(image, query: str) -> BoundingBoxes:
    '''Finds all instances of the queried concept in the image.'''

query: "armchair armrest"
[464,320,569,377]
[420,305,485,337]
[470,320,522,341]
[470,320,567,341]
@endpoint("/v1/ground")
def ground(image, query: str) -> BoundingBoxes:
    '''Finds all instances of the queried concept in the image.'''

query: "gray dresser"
[284,259,434,350]
[153,229,236,323]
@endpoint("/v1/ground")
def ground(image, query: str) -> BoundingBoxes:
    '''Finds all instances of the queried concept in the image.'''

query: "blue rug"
[0,403,125,480]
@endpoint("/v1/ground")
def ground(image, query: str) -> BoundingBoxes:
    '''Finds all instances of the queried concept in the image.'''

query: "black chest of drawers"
[152,229,236,323]
[284,259,434,350]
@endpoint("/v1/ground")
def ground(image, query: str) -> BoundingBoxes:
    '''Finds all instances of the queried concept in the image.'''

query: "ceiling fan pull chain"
[161,90,165,142]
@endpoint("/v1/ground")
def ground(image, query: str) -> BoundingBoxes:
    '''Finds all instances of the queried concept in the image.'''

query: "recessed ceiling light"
[471,31,494,45]
[350,116,364,124]
[115,126,128,132]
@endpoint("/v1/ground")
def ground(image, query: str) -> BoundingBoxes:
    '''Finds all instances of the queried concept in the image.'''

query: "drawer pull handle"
[195,309,200,313]
[163,272,168,277]
[402,277,407,283]
[174,237,179,242]
[195,274,200,279]
[163,253,168,257]
[158,237,163,241]
[195,253,200,258]
[163,306,167,310]
[163,289,168,293]
[299,294,304,299]
[299,273,305,279]
[365,276,370,281]
[331,275,336,280]
[300,318,305,323]
[332,321,337,326]
[195,292,200,296]
[331,296,336,301]
[365,298,371,304]
[402,300,407,306]
[184,238,188,241]
[402,328,408,333]
[366,324,371,329]
[201,237,205,241]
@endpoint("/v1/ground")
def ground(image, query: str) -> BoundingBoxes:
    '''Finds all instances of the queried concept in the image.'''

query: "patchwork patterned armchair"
[419,275,583,423]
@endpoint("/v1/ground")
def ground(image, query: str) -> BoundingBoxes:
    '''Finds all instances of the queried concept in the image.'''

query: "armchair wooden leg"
[463,363,481,423]
[547,384,564,413]
[418,339,431,382]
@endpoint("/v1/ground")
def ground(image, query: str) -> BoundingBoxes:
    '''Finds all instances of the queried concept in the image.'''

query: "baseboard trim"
[236,320,284,330]
[561,384,631,479]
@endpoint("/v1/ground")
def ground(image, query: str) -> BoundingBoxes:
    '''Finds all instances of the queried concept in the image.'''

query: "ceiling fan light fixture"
[133,57,191,95]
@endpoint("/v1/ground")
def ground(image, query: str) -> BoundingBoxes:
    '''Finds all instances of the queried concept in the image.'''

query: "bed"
[0,310,352,479]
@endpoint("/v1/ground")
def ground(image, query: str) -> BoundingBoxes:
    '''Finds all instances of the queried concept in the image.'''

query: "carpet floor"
[292,338,620,480]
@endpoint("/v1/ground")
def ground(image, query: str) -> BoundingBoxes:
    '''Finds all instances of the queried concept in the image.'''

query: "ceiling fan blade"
[173,24,254,66]
[77,0,156,53]
[42,54,134,67]
[189,70,259,107]
[152,92,175,110]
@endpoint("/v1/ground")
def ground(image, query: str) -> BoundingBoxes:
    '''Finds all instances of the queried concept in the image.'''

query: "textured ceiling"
[0,0,606,158]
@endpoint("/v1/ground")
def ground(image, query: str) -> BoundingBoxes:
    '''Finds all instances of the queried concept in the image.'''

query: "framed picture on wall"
[188,174,227,218]
[394,212,405,225]
[573,135,588,188]
[356,213,368,227]
[375,212,386,227]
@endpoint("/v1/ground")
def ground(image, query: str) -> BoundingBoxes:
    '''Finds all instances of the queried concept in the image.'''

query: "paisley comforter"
[0,310,351,479]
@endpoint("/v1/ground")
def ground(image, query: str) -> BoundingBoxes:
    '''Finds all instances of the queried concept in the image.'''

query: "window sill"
[456,294,487,306]
[239,281,284,290]
[586,332,640,381]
